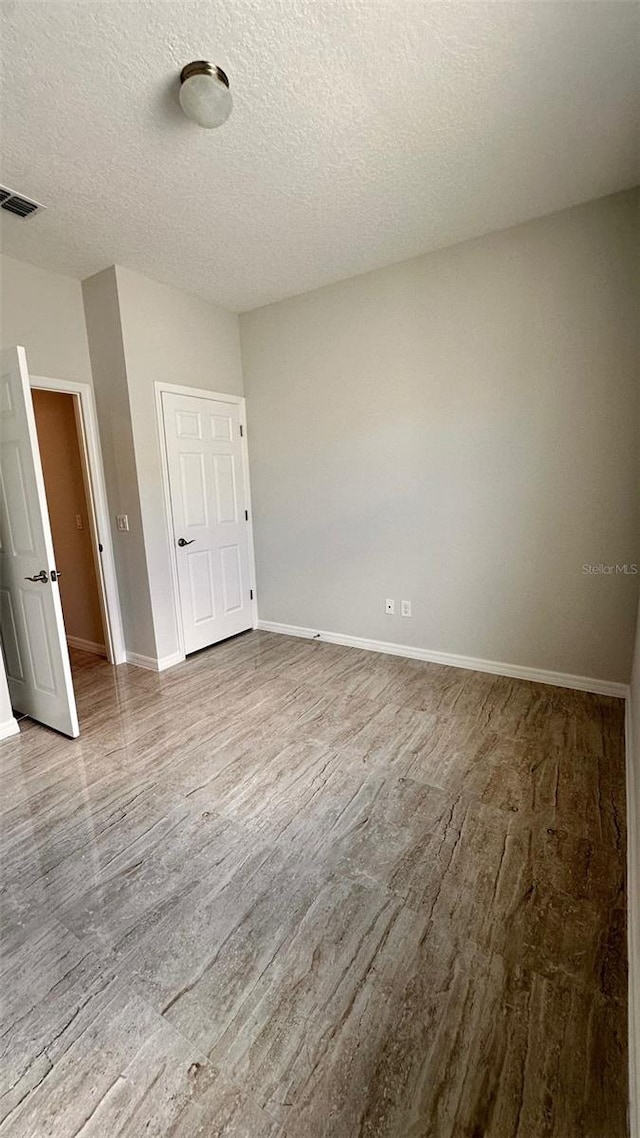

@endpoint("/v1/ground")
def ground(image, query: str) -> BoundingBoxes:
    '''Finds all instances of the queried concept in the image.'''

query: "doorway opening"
[29,373,125,676]
[32,389,107,659]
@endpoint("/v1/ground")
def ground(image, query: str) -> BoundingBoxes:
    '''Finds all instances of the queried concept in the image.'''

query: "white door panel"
[0,587,25,680]
[0,347,79,737]
[162,391,253,655]
[220,545,243,613]
[213,454,237,522]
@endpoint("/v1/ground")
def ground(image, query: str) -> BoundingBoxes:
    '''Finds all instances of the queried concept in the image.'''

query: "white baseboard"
[157,652,185,671]
[257,620,628,699]
[126,650,185,672]
[0,716,20,740]
[66,636,107,657]
[626,698,640,1138]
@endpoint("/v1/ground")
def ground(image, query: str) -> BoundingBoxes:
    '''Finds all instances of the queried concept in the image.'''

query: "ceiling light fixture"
[178,61,232,129]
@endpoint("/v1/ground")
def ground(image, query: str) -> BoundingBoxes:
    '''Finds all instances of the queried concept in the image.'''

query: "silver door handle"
[24,570,49,583]
[177,538,195,547]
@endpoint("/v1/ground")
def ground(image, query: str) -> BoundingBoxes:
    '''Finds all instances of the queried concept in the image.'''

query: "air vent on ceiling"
[0,185,45,219]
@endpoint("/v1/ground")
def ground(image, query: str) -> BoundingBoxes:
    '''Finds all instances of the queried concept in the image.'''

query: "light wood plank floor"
[0,631,628,1137]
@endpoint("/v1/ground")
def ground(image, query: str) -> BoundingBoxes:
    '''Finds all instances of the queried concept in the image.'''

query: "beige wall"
[114,265,244,396]
[32,389,105,648]
[0,254,92,383]
[241,190,639,683]
[1,251,243,665]
[82,267,155,659]
[83,265,244,663]
[114,265,243,663]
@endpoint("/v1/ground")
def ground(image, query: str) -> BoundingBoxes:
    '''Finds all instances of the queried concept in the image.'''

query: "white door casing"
[30,375,126,667]
[0,346,79,737]
[161,390,253,655]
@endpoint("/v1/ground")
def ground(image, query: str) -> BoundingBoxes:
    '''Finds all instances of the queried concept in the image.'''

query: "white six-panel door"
[162,391,253,655]
[0,347,79,737]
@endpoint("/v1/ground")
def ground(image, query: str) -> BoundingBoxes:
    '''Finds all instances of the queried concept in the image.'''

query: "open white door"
[0,346,79,737]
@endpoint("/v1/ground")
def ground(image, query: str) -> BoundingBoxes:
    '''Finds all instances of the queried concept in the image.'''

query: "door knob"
[24,569,49,583]
[177,538,195,547]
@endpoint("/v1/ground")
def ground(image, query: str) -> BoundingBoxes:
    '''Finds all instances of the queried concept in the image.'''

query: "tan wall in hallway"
[32,389,105,649]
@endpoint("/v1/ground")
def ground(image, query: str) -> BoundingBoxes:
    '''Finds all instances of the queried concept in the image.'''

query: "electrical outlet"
[116,514,129,532]
[385,598,395,614]
[75,514,84,531]
[401,599,412,617]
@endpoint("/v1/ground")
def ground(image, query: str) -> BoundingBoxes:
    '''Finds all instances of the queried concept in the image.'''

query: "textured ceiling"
[1,1,638,312]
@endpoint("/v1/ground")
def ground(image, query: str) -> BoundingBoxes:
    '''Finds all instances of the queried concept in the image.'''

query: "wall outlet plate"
[385,598,395,614]
[401,599,412,617]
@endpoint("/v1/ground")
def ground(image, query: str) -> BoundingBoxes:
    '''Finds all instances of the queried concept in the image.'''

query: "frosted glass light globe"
[179,63,232,129]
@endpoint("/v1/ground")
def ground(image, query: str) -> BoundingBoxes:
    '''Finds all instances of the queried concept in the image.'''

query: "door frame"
[30,375,126,665]
[154,381,258,662]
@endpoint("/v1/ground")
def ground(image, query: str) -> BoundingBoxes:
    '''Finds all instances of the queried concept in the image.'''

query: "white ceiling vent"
[0,185,45,219]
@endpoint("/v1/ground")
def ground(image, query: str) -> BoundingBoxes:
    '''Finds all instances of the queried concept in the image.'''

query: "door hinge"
[250,588,254,600]
[244,510,249,521]
[239,424,244,437]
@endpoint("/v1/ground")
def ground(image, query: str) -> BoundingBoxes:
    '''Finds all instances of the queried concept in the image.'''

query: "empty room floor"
[0,631,628,1137]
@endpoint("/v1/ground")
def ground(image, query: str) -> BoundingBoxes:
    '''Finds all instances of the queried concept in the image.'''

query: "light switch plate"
[116,514,129,532]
